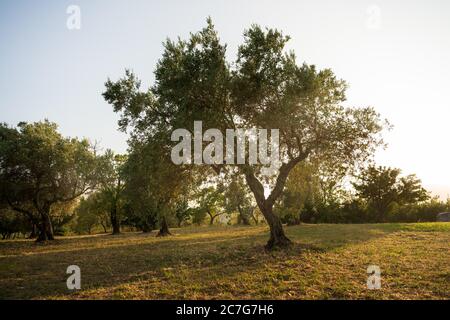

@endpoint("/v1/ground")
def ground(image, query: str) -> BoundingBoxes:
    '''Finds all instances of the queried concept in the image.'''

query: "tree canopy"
[353,166,429,222]
[0,120,100,241]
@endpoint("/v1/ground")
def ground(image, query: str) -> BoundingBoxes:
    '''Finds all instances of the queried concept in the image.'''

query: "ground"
[0,223,449,300]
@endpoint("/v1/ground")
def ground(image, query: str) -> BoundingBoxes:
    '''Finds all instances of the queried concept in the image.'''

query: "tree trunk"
[36,211,54,242]
[110,206,120,235]
[260,205,291,249]
[157,216,171,237]
[244,161,306,249]
[251,209,259,225]
[142,223,153,233]
[237,205,251,225]
[206,209,218,226]
[111,221,120,234]
[28,223,38,239]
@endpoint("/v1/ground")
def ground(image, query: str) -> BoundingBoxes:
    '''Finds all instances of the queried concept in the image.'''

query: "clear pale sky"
[1,0,449,198]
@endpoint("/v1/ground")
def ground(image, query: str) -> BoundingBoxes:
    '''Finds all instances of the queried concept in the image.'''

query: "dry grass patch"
[0,223,448,299]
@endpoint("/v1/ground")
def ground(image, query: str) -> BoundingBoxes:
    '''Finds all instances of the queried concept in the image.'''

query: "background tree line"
[1,120,447,241]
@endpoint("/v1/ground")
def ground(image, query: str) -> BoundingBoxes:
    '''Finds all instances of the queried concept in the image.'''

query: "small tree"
[197,186,227,225]
[74,198,99,234]
[224,177,255,225]
[97,150,127,235]
[174,199,193,228]
[120,134,194,236]
[74,194,111,234]
[121,145,158,233]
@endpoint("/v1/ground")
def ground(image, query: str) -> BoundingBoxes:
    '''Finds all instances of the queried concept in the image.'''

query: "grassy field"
[0,223,449,300]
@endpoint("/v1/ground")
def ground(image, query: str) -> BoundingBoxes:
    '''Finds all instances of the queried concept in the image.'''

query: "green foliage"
[120,134,196,233]
[353,166,429,222]
[50,200,77,236]
[277,162,439,224]
[276,162,320,225]
[196,185,227,225]
[192,207,207,226]
[277,159,352,225]
[388,197,450,223]
[174,199,193,227]
[223,177,255,225]
[0,208,30,239]
[0,120,100,240]
[74,198,100,234]
[74,194,111,234]
[95,150,127,234]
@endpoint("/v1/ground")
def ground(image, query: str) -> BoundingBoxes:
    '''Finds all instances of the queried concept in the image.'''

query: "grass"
[0,223,449,300]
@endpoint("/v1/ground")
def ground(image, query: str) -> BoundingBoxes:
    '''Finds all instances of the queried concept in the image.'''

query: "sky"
[1,0,449,198]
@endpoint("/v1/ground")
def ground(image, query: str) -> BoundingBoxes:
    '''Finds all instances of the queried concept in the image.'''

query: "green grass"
[0,223,449,300]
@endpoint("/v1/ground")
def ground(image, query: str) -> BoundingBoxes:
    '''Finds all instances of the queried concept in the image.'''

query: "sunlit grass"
[0,223,448,299]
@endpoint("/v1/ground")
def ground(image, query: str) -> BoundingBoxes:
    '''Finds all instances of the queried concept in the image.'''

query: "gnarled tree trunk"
[110,205,121,235]
[37,210,54,242]
[259,202,291,249]
[157,216,171,237]
[207,210,216,225]
[243,155,306,249]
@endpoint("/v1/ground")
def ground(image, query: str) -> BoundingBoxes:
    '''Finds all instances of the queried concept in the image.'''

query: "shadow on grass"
[1,223,444,299]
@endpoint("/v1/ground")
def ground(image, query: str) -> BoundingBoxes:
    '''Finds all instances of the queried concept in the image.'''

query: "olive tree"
[121,133,195,236]
[0,121,99,241]
[104,19,386,248]
[353,166,429,222]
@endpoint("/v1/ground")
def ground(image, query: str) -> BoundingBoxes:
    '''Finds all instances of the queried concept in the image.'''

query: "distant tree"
[74,198,99,234]
[277,157,351,224]
[398,174,430,205]
[353,166,429,222]
[192,207,207,225]
[224,177,255,225]
[74,194,111,234]
[104,19,386,248]
[51,200,78,236]
[174,198,193,228]
[0,121,99,241]
[97,151,127,235]
[276,162,319,225]
[121,146,158,233]
[197,186,227,225]
[0,208,30,239]
[120,134,194,236]
[315,160,350,207]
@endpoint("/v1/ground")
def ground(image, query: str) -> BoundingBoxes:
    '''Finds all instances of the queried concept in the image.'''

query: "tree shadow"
[0,223,409,299]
